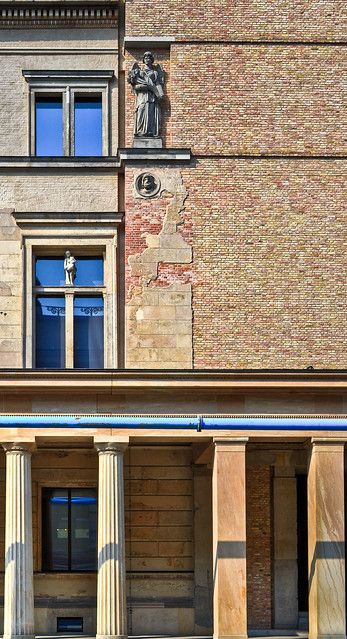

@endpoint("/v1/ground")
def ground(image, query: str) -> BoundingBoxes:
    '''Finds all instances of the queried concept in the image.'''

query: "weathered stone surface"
[126,170,192,368]
[308,440,346,639]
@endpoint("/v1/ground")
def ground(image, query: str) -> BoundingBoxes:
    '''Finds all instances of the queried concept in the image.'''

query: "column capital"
[309,438,346,452]
[213,437,248,451]
[2,441,36,455]
[94,435,129,455]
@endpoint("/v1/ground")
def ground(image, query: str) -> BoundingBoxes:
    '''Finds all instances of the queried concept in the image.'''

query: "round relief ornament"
[135,173,161,198]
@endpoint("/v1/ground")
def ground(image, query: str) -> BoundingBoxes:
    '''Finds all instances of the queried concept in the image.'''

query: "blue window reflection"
[36,95,63,156]
[36,297,65,368]
[74,95,102,156]
[74,296,104,369]
[36,257,104,287]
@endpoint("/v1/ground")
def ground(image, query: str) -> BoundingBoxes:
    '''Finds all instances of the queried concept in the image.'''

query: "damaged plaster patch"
[126,170,193,369]
[129,171,192,285]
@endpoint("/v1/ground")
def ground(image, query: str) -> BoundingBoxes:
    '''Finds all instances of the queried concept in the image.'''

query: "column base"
[96,635,127,639]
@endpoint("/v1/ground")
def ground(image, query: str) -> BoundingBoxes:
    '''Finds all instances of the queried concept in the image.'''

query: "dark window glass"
[35,95,63,156]
[42,488,97,572]
[71,489,97,571]
[74,95,102,156]
[74,296,104,369]
[42,489,69,571]
[36,296,65,368]
[35,256,104,287]
[57,618,83,633]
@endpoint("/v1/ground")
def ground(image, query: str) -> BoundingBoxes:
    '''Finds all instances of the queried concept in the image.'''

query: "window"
[23,71,113,157]
[34,253,105,369]
[16,213,120,369]
[42,488,97,572]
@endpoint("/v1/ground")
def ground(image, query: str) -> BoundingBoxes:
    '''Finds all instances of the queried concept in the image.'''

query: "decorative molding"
[0,3,118,28]
[22,69,114,82]
[12,211,124,235]
[0,156,121,169]
[0,47,118,54]
[0,148,192,169]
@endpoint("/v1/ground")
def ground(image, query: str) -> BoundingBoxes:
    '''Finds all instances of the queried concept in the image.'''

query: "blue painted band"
[0,415,346,430]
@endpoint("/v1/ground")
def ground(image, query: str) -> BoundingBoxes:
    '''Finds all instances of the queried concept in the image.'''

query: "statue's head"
[143,51,154,66]
[65,250,71,258]
[141,173,155,192]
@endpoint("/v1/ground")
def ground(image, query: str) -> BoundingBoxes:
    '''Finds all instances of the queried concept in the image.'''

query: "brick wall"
[170,44,346,155]
[247,465,272,629]
[181,158,346,368]
[125,0,345,41]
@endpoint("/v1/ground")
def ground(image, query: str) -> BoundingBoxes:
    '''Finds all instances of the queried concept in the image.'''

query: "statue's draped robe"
[133,69,161,137]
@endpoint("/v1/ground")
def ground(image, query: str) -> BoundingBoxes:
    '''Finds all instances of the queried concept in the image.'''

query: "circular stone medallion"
[135,173,161,198]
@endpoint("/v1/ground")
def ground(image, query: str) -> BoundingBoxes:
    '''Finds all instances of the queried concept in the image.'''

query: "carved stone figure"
[128,51,164,140]
[135,172,161,198]
[64,250,77,285]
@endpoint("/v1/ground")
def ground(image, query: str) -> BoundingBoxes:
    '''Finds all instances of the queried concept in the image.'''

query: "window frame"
[24,236,118,369]
[22,70,113,157]
[40,484,98,574]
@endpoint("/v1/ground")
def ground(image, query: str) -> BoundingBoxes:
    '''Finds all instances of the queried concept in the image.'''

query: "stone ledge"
[0,149,192,169]
[124,36,175,49]
[0,156,121,169]
[119,148,192,163]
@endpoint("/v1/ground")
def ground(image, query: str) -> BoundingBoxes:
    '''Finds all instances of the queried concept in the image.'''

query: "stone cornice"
[0,369,346,392]
[0,2,117,28]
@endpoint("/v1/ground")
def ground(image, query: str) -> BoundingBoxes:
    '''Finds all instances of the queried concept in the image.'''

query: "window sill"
[0,156,121,169]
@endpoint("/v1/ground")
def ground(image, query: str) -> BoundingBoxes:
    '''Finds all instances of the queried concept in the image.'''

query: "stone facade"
[0,0,345,638]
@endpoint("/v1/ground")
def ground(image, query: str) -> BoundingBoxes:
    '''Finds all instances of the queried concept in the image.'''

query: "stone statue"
[64,250,77,285]
[128,51,164,141]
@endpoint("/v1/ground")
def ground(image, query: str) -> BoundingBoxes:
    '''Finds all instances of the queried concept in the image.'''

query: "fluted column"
[2,443,35,639]
[95,437,129,639]
[308,439,346,639]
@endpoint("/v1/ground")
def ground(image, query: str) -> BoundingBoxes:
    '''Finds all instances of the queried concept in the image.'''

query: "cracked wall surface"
[125,169,193,369]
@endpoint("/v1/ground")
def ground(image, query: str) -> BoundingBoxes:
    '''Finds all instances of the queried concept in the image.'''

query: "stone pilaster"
[95,437,129,639]
[308,439,346,639]
[2,443,35,639]
[212,438,248,639]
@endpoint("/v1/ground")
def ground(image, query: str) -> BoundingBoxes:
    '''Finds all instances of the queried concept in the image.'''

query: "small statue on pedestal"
[128,51,164,146]
[64,250,77,286]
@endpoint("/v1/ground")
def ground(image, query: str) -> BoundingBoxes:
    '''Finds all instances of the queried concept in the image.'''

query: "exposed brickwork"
[170,44,346,155]
[125,167,193,368]
[125,0,346,41]
[247,465,272,629]
[180,158,347,368]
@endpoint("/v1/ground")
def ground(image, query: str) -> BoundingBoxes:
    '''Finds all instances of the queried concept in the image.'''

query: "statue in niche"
[128,51,164,139]
[64,250,77,286]
[135,172,161,198]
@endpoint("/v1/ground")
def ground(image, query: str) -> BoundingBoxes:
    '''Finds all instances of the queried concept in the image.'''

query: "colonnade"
[1,437,346,639]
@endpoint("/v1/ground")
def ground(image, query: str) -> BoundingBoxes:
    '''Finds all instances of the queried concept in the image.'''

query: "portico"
[0,418,345,638]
